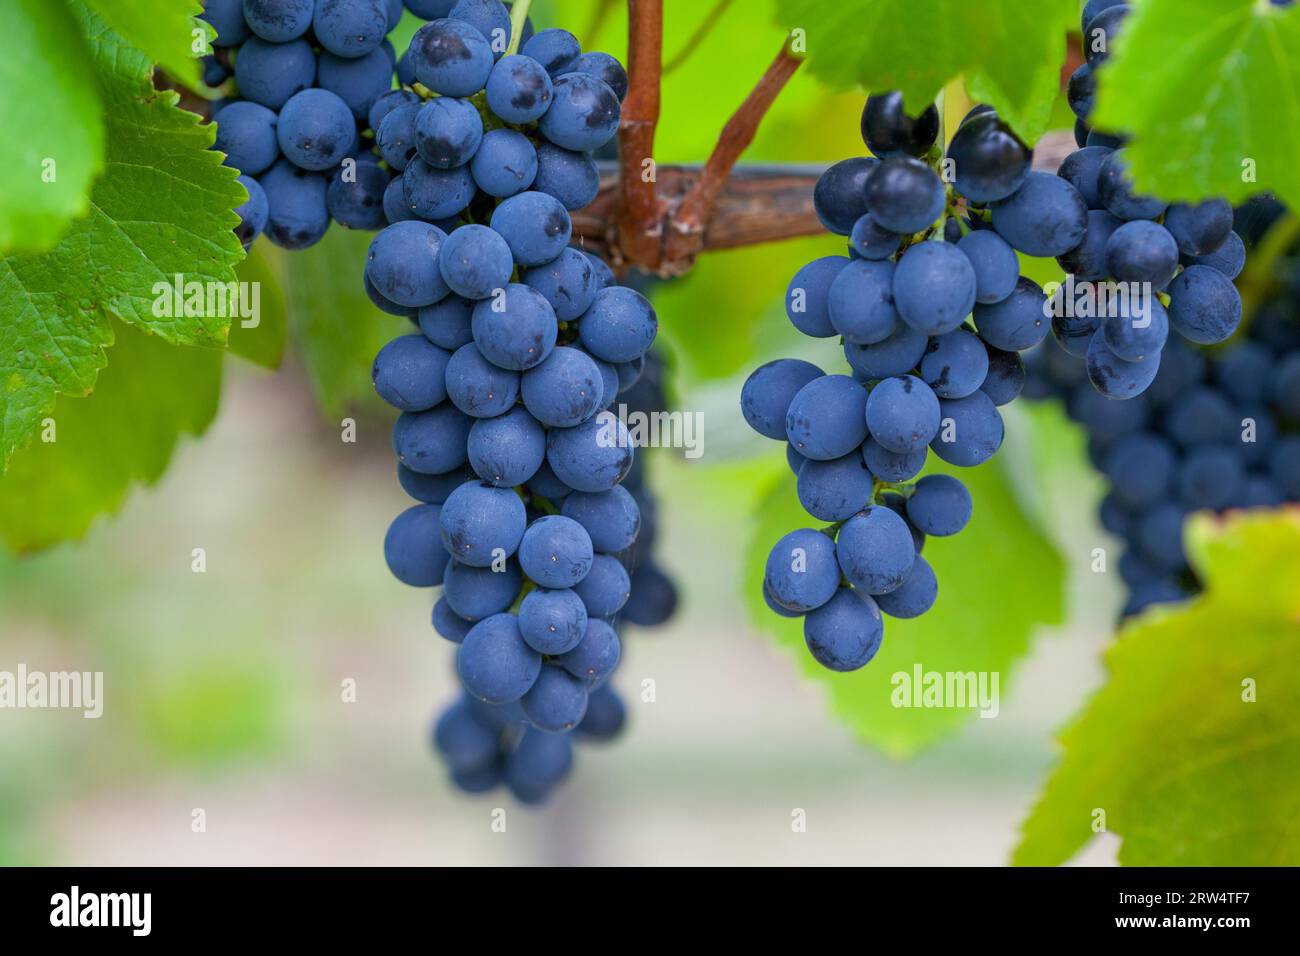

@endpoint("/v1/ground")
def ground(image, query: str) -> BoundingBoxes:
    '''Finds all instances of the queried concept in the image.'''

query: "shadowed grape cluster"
[1026,198,1300,617]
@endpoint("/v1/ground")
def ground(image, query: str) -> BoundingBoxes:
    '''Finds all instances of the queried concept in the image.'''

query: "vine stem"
[616,0,665,268]
[505,0,533,56]
[660,38,803,267]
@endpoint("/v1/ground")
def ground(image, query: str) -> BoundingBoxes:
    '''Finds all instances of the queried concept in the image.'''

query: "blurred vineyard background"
[0,0,1137,865]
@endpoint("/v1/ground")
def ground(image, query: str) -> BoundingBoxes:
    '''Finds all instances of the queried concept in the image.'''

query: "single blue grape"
[526,459,575,502]
[863,156,945,234]
[259,159,330,249]
[764,528,840,613]
[468,406,546,487]
[827,259,900,344]
[1177,445,1245,510]
[376,103,419,170]
[785,374,869,460]
[419,295,475,350]
[566,51,628,101]
[559,616,622,681]
[433,697,498,770]
[450,0,512,57]
[577,287,658,363]
[1086,328,1161,399]
[920,329,989,399]
[518,587,588,654]
[366,220,449,307]
[440,480,527,566]
[843,323,929,382]
[276,88,357,171]
[458,613,542,704]
[1185,231,1245,279]
[539,73,621,152]
[893,241,977,335]
[445,342,520,417]
[1057,145,1114,209]
[369,89,420,134]
[578,684,626,739]
[991,171,1088,256]
[546,412,634,492]
[980,344,1026,406]
[946,110,1032,203]
[204,0,252,46]
[326,160,389,230]
[471,284,558,371]
[973,276,1049,351]
[485,54,554,124]
[1167,265,1242,344]
[1067,62,1096,119]
[849,214,901,260]
[874,555,938,619]
[812,158,876,235]
[469,129,538,198]
[519,514,595,588]
[1105,219,1179,285]
[1164,199,1233,257]
[866,375,941,454]
[560,486,641,553]
[490,191,572,266]
[861,438,926,483]
[408,18,494,95]
[1164,386,1237,446]
[521,346,604,428]
[439,224,514,300]
[433,596,474,642]
[532,144,600,211]
[392,403,473,474]
[313,0,388,58]
[836,506,916,595]
[402,158,478,220]
[443,557,523,620]
[524,247,597,321]
[1103,296,1168,362]
[803,588,884,671]
[214,101,280,176]
[906,474,972,536]
[957,230,1019,304]
[503,728,572,801]
[786,256,850,338]
[234,174,269,246]
[384,504,449,586]
[372,334,451,411]
[521,665,589,733]
[233,38,316,110]
[796,453,875,522]
[414,97,483,169]
[929,390,1004,466]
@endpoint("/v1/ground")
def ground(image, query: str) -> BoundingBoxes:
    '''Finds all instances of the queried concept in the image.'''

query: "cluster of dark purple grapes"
[1026,200,1300,617]
[741,92,1044,671]
[202,0,413,247]
[1054,0,1244,397]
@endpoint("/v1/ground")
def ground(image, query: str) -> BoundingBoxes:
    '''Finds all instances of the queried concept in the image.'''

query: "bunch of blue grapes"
[202,0,425,247]
[741,92,1039,671]
[1026,204,1300,617]
[1054,0,1244,397]
[354,8,670,803]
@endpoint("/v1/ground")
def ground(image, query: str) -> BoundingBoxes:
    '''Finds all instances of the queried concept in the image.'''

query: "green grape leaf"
[0,321,222,553]
[1015,510,1300,867]
[743,455,1066,757]
[0,4,245,468]
[1091,0,1300,209]
[0,0,105,254]
[81,0,209,87]
[281,228,396,418]
[774,0,1077,143]
[228,240,289,369]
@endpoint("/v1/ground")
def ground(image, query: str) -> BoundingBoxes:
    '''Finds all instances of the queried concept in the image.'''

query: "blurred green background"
[0,0,1125,865]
